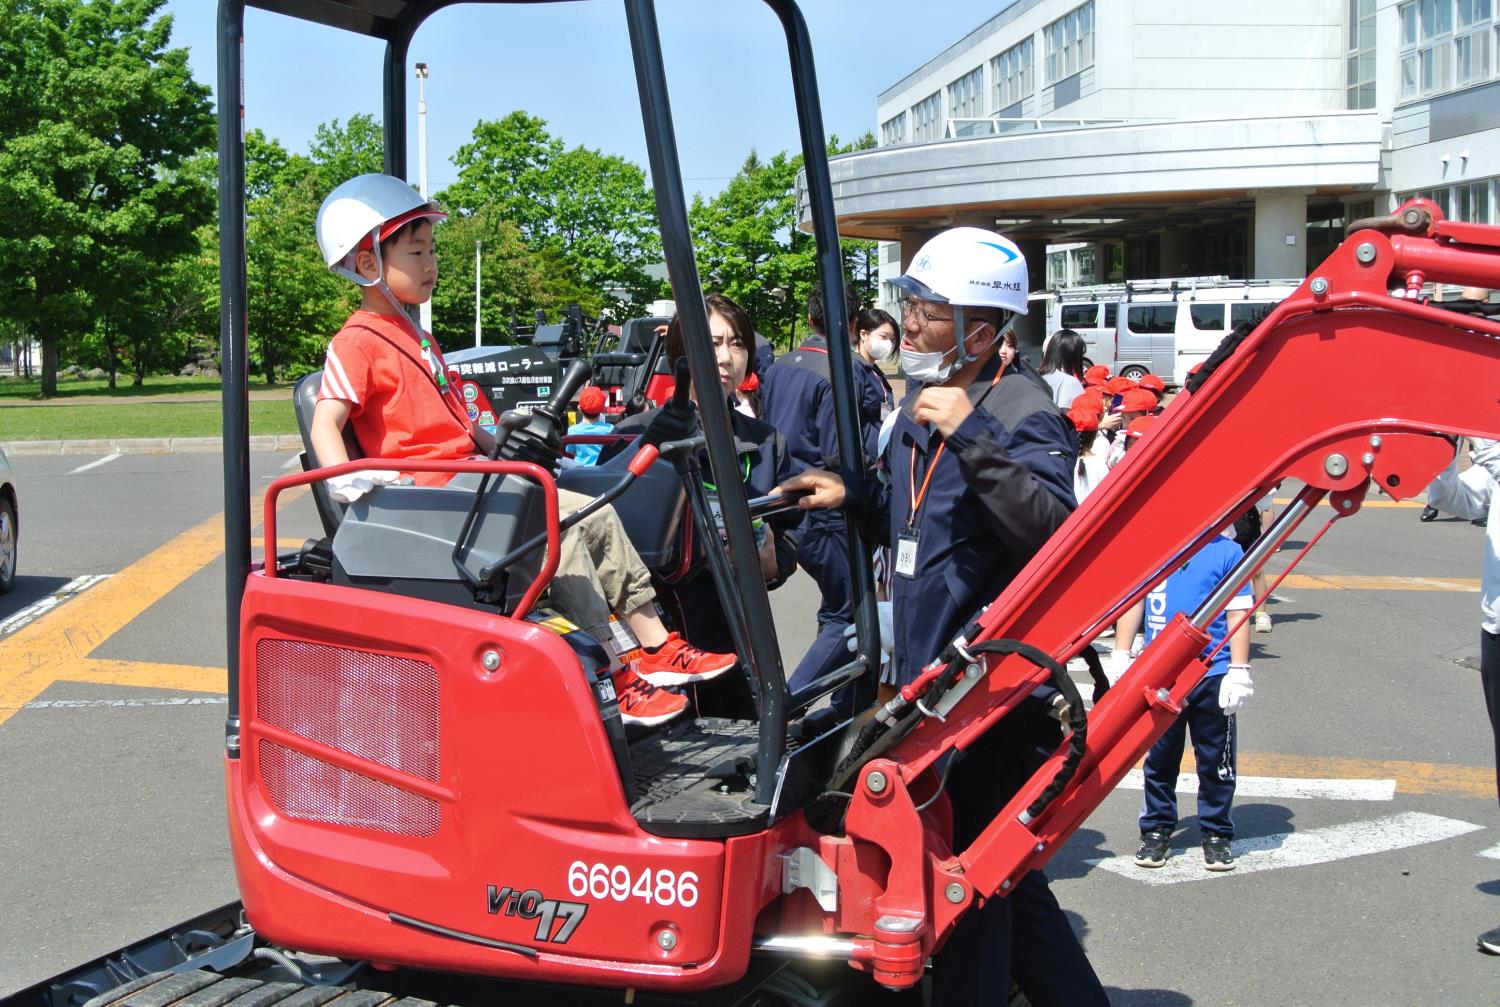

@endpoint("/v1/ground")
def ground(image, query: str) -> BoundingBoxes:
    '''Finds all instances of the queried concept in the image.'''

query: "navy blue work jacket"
[850,355,1078,686]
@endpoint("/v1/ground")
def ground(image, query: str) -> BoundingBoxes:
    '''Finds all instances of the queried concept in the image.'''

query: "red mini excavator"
[45,3,1500,1007]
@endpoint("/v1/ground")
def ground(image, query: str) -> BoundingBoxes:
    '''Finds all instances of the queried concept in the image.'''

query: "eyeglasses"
[899,298,952,326]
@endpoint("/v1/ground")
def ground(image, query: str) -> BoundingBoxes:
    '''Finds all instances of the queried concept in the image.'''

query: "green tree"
[689,149,812,347]
[441,111,664,320]
[0,0,214,396]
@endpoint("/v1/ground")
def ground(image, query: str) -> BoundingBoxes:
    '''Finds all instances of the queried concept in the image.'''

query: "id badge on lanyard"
[894,525,920,578]
[899,436,944,579]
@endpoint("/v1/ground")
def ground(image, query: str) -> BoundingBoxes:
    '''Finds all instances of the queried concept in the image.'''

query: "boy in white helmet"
[779,227,1106,1005]
[308,174,736,727]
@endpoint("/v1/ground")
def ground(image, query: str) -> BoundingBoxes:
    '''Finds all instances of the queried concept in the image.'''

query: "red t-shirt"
[316,310,474,486]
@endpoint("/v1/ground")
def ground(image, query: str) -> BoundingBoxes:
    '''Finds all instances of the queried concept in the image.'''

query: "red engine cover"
[228,573,778,990]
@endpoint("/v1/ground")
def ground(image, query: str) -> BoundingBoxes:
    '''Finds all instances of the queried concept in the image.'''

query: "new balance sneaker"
[1479,926,1500,956]
[1134,828,1172,868]
[1253,610,1273,634]
[614,668,688,727]
[636,633,737,686]
[1203,834,1236,871]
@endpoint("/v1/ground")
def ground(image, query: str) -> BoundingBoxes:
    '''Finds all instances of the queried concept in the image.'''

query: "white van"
[1113,278,1299,387]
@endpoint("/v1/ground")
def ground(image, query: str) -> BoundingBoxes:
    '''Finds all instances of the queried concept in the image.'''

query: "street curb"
[1,435,305,457]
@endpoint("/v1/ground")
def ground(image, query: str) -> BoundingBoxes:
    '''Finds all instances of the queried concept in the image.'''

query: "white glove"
[1218,666,1254,714]
[327,469,402,504]
[1105,648,1132,686]
[843,600,894,667]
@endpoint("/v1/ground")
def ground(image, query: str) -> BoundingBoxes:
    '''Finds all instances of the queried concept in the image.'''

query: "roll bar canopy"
[217,0,880,808]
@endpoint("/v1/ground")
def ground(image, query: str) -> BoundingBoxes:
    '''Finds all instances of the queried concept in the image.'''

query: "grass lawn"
[0,373,239,400]
[0,399,297,440]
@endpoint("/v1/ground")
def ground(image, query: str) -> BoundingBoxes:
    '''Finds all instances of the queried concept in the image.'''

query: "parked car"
[1113,278,1299,386]
[0,446,16,594]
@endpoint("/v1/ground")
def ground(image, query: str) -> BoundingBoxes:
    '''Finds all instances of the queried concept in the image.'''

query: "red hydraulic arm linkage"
[820,202,1500,987]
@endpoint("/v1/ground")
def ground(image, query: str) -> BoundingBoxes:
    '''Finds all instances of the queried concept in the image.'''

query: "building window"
[1397,0,1450,98]
[881,111,907,147]
[1455,179,1493,222]
[1044,2,1095,86]
[1347,0,1377,108]
[1457,0,1493,84]
[911,91,943,142]
[1401,186,1453,214]
[991,37,1034,111]
[947,66,985,134]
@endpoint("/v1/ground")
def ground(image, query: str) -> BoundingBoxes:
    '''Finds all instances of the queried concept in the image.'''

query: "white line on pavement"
[1480,843,1500,861]
[1088,811,1482,885]
[0,574,110,638]
[24,696,228,710]
[1116,769,1396,802]
[67,452,122,475]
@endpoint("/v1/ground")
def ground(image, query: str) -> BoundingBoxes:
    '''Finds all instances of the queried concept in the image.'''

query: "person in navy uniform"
[779,227,1108,1006]
[764,283,886,710]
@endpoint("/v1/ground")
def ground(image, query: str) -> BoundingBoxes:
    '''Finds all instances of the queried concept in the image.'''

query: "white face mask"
[900,313,1015,384]
[867,333,895,361]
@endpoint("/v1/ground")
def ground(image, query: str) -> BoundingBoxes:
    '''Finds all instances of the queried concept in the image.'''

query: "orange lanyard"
[904,361,1008,527]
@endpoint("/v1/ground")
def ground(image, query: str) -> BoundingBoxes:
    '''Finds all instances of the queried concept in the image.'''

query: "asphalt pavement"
[0,451,1496,1005]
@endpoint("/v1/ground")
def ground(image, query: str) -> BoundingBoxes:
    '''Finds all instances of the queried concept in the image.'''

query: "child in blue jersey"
[1111,530,1255,871]
[566,386,613,466]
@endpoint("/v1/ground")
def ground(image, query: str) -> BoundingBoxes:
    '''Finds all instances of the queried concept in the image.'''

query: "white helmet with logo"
[316,173,446,286]
[892,226,1029,314]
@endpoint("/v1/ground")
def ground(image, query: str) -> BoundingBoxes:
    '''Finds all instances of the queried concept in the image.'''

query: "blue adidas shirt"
[1142,536,1253,678]
[566,418,614,466]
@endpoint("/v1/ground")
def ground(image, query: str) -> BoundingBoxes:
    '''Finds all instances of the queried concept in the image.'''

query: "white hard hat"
[316,173,446,285]
[892,226,1029,314]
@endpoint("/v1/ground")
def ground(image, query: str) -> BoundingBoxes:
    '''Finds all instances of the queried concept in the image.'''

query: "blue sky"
[162,1,1007,199]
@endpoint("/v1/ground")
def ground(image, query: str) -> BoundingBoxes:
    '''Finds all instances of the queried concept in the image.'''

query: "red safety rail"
[821,202,1500,980]
[260,457,560,619]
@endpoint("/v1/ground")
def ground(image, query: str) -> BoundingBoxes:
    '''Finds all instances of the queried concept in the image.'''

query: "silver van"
[1113,279,1298,386]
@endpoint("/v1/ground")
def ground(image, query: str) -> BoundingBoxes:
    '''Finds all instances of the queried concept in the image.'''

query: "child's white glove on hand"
[327,469,401,504]
[842,600,894,667]
[1218,666,1254,713]
[1106,648,1133,686]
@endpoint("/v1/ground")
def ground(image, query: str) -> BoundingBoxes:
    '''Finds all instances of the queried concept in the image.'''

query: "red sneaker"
[636,633,737,686]
[614,667,688,727]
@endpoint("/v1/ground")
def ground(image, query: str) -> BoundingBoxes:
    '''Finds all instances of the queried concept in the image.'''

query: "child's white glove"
[1106,648,1133,686]
[843,600,894,667]
[1218,666,1254,713]
[327,469,402,504]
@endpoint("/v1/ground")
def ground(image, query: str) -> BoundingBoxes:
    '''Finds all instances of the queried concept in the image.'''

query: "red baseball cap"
[577,386,606,414]
[1072,389,1106,413]
[1068,406,1100,433]
[1105,375,1138,395]
[1120,388,1157,413]
[1084,364,1111,387]
[1137,373,1166,396]
[1126,415,1157,439]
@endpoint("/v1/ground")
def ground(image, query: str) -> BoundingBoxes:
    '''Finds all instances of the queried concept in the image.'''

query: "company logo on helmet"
[976,240,1020,263]
[913,253,932,271]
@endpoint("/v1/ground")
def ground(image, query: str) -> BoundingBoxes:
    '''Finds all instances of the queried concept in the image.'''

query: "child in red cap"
[567,386,612,466]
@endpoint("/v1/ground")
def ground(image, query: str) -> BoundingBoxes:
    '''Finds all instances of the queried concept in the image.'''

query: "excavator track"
[81,972,436,1007]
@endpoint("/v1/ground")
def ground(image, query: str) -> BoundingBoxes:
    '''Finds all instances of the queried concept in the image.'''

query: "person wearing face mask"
[777,227,1103,1007]
[852,306,898,453]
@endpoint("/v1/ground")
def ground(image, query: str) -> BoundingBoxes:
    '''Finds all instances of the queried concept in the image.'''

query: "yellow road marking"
[1275,574,1480,592]
[1174,752,1494,800]
[0,489,305,726]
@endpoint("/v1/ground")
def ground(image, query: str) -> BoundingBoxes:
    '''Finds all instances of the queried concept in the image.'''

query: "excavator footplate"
[628,718,770,837]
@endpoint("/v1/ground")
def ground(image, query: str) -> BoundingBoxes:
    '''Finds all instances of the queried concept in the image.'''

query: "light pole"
[415,61,432,334]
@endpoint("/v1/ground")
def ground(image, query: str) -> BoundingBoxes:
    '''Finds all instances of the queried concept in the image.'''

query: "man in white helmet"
[308,174,737,728]
[779,227,1106,1005]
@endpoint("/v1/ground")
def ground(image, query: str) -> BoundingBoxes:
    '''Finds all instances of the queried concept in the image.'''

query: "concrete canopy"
[799,112,1384,245]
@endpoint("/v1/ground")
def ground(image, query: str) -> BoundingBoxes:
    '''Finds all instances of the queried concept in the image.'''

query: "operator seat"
[292,370,360,537]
